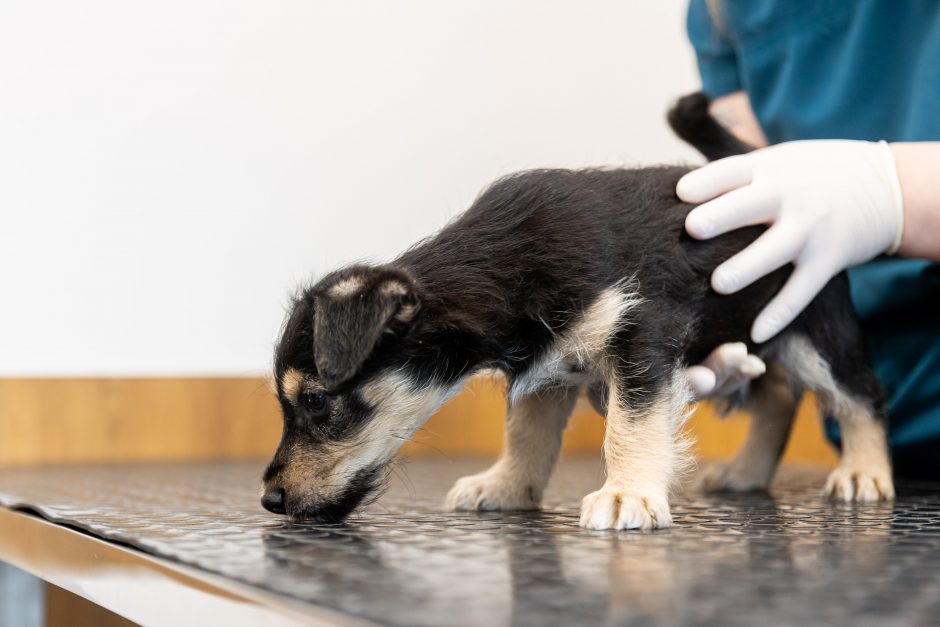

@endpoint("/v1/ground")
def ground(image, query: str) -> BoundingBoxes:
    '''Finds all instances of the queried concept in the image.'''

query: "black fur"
[667,91,756,161]
[303,465,386,524]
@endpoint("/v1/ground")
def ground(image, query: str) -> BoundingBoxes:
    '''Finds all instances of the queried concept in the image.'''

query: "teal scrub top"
[688,0,940,478]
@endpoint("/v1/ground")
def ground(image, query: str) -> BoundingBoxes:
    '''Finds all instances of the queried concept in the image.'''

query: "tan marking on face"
[278,440,346,494]
[330,373,451,479]
[280,368,305,402]
[395,301,419,322]
[269,374,463,509]
[379,280,408,297]
[328,276,364,298]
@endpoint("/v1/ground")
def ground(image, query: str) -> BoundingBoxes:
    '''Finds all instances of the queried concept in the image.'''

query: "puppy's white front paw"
[445,469,540,512]
[824,465,895,503]
[579,485,672,531]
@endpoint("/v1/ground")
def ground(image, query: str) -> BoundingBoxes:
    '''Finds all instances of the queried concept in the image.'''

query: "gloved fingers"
[711,223,804,294]
[711,354,767,397]
[685,365,717,400]
[676,155,754,204]
[750,264,835,343]
[741,355,768,379]
[701,341,748,374]
[687,343,767,400]
[685,185,778,239]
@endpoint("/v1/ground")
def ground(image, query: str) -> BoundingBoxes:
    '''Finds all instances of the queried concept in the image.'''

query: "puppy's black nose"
[261,488,286,514]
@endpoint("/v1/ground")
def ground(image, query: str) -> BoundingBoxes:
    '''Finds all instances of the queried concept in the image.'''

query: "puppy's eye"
[300,391,330,419]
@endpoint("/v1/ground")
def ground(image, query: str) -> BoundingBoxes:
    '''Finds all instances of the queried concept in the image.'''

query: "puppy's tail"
[667,91,755,162]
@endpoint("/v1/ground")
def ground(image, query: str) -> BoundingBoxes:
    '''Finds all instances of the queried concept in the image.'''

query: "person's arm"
[892,142,940,261]
[708,91,768,149]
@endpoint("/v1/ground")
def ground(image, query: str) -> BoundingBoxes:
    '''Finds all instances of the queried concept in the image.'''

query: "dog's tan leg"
[824,397,894,503]
[445,385,579,511]
[579,374,691,531]
[698,361,798,492]
[772,335,894,503]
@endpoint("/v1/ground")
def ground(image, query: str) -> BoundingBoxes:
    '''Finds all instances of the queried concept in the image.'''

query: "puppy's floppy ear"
[313,265,420,388]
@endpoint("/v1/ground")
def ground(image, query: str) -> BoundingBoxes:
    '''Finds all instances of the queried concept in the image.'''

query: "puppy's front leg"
[580,374,690,531]
[446,385,579,511]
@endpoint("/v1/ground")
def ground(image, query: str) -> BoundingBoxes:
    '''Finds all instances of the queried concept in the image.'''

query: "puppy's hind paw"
[444,470,540,512]
[823,465,895,503]
[695,462,771,494]
[579,485,672,531]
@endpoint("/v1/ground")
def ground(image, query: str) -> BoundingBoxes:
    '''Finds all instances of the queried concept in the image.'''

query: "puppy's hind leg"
[698,360,799,492]
[445,385,579,511]
[823,396,894,503]
[780,335,894,503]
[579,371,692,531]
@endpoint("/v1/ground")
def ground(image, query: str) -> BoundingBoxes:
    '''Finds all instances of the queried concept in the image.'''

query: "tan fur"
[395,302,419,323]
[776,336,894,502]
[699,335,894,502]
[698,361,797,492]
[279,439,345,495]
[778,336,853,416]
[328,276,364,298]
[579,373,693,531]
[280,367,305,402]
[379,280,408,297]
[332,373,454,482]
[442,283,691,529]
[275,373,457,507]
[511,281,642,401]
[824,398,894,502]
[445,386,580,511]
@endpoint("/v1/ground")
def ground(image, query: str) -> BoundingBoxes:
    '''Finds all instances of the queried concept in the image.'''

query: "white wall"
[0,1,702,376]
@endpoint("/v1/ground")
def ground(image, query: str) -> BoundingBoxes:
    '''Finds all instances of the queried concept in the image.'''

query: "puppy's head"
[262,264,448,522]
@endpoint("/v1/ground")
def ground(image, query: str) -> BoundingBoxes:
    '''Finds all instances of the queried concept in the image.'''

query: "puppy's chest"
[510,343,599,401]
[506,283,642,401]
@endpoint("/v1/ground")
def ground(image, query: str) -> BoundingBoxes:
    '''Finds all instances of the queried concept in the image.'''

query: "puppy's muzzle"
[261,465,385,523]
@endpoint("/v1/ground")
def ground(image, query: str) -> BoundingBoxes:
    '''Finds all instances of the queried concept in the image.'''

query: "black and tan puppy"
[261,94,893,530]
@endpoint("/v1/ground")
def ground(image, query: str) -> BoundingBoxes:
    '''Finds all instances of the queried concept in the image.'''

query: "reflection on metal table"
[1,458,939,626]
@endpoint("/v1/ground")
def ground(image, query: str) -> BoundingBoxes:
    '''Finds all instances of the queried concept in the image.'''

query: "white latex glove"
[678,140,905,343]
[686,342,766,400]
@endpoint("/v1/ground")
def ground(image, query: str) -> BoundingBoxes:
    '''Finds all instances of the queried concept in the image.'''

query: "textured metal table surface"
[1,458,939,627]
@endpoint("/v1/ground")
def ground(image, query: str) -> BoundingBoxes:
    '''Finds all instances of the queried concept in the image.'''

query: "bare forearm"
[890,143,940,261]
[708,91,769,148]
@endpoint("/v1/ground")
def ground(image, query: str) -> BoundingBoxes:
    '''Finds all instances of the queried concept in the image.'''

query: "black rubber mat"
[1,458,939,626]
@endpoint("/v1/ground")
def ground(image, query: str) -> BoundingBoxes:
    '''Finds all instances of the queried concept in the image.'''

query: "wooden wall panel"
[45,584,136,627]
[0,377,837,466]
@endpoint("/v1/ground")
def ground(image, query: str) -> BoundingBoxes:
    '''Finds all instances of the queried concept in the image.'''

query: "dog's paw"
[578,485,672,531]
[695,462,770,493]
[823,465,895,503]
[444,470,540,512]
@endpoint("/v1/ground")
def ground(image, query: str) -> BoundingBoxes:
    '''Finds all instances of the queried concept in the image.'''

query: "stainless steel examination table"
[1,458,939,626]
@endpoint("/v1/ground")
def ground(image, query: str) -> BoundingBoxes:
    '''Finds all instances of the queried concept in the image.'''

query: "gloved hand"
[678,139,905,343]
[686,342,766,400]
